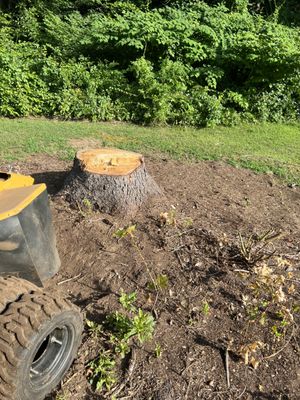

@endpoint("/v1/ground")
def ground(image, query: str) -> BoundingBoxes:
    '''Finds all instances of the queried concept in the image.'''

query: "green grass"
[0,118,299,184]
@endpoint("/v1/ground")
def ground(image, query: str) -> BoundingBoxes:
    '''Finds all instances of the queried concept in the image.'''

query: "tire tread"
[0,288,82,400]
[0,277,39,315]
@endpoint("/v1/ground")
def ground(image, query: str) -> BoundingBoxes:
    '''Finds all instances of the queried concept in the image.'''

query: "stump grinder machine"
[0,172,83,400]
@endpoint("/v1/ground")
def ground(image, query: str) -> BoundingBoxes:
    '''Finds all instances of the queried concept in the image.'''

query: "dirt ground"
[1,154,300,400]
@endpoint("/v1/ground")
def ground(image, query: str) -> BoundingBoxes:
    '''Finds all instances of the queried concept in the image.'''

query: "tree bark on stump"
[62,148,162,215]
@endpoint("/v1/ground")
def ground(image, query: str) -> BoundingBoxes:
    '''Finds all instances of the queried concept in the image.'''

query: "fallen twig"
[166,228,197,239]
[63,371,79,386]
[57,273,82,285]
[234,269,250,274]
[225,348,230,388]
[237,386,247,399]
[105,350,137,398]
[184,379,191,400]
[282,254,300,261]
[117,382,144,400]
[174,250,185,268]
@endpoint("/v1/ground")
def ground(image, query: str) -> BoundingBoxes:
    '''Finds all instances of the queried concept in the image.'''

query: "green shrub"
[0,40,50,117]
[250,83,299,123]
[0,1,300,125]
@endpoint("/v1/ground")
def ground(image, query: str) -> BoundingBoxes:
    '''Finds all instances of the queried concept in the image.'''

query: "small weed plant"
[106,308,155,345]
[119,290,137,312]
[160,207,193,229]
[113,225,136,239]
[87,350,116,391]
[148,274,169,292]
[201,301,210,316]
[154,342,162,358]
[87,291,155,392]
[86,319,102,337]
[77,198,93,218]
[160,209,177,226]
[55,395,68,400]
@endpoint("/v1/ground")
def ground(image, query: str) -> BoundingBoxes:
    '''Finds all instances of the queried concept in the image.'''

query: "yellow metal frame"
[0,172,34,192]
[0,172,46,221]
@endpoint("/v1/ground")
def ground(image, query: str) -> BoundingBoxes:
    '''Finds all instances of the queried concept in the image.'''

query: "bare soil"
[1,154,300,400]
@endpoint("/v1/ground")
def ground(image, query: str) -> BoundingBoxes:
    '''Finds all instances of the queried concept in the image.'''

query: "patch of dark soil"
[1,155,300,400]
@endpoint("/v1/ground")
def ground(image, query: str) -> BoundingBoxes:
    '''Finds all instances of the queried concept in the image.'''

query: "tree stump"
[62,148,162,215]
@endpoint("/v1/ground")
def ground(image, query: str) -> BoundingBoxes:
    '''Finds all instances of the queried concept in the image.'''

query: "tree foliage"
[0,0,299,125]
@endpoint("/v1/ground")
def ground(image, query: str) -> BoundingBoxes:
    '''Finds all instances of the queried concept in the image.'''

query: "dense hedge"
[0,1,300,125]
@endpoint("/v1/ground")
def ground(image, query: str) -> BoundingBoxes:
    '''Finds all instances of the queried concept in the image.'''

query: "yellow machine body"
[0,172,34,191]
[0,172,61,286]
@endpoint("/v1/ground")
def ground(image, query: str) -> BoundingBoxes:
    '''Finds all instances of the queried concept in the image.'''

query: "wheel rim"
[30,325,74,387]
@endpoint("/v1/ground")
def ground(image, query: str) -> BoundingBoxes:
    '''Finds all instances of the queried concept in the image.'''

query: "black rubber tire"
[0,290,83,400]
[0,276,40,314]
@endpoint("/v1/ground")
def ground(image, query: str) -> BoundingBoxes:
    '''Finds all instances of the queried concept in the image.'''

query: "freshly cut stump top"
[63,148,162,215]
[76,148,143,176]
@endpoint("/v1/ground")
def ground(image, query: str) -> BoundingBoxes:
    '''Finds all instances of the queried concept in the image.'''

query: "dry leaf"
[250,356,260,369]
[242,294,249,306]
[254,264,272,277]
[239,341,264,367]
[288,284,295,294]
[274,286,286,303]
[276,256,292,268]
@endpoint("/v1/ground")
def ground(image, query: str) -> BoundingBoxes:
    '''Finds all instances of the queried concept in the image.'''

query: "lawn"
[0,118,299,184]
